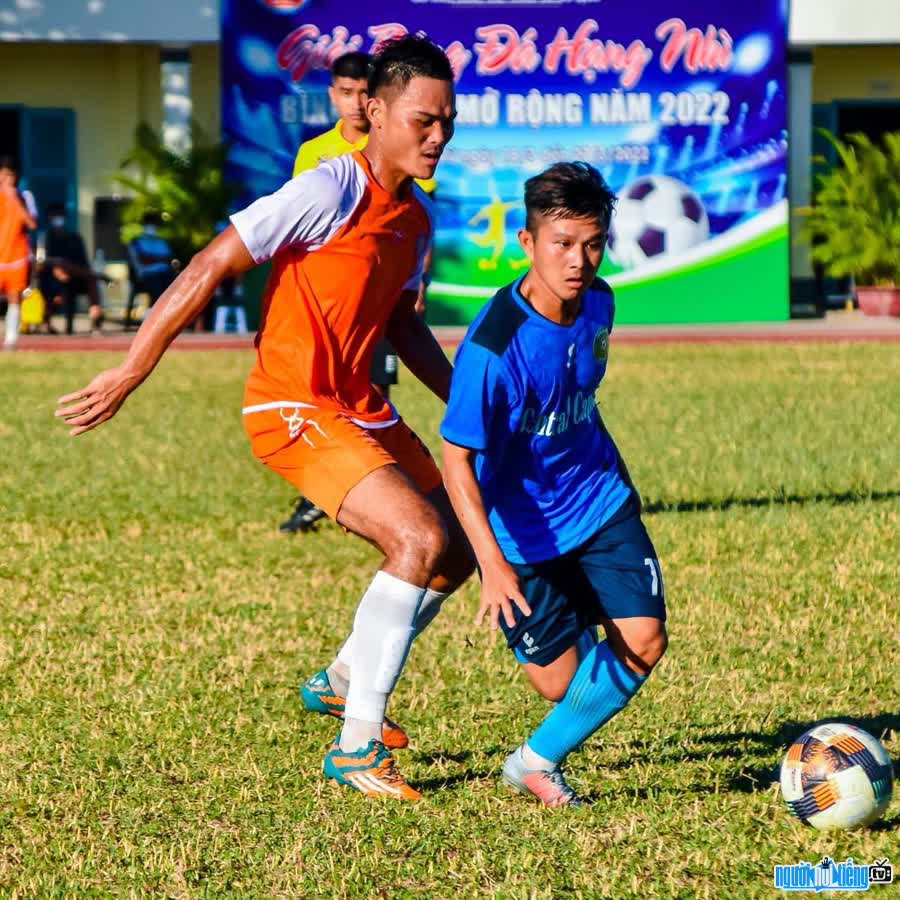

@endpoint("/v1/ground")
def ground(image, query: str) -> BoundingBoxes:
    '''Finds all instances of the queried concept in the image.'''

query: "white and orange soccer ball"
[780,723,894,830]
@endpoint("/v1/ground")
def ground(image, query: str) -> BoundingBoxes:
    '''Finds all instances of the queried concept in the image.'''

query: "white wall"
[0,0,218,43]
[791,0,900,45]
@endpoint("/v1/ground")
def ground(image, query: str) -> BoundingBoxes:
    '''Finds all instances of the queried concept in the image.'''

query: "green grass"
[1,343,898,898]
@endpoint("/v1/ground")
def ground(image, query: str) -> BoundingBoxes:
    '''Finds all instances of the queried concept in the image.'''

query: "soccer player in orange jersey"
[56,36,474,800]
[0,157,37,350]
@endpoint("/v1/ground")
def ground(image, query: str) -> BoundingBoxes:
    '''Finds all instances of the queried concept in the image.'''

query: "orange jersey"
[0,190,30,266]
[232,151,431,425]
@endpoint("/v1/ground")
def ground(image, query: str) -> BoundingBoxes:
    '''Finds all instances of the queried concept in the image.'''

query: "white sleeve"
[22,190,38,219]
[229,168,347,264]
[402,186,434,292]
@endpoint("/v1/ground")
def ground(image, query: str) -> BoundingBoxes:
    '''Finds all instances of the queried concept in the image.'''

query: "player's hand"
[55,366,140,436]
[475,557,531,630]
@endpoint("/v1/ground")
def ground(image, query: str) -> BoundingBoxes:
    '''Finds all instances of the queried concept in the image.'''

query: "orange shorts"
[0,259,28,296]
[242,403,442,520]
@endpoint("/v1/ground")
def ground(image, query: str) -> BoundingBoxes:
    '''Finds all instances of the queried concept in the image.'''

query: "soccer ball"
[607,175,709,269]
[780,723,894,830]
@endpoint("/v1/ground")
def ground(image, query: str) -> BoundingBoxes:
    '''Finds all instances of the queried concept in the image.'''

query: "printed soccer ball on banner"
[779,723,894,830]
[607,175,709,269]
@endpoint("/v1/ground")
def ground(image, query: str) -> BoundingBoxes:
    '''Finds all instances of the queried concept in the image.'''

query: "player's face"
[329,76,369,133]
[369,76,455,180]
[519,214,607,302]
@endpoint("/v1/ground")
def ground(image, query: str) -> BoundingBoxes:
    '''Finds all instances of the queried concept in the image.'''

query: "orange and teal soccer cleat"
[300,669,409,749]
[323,738,422,800]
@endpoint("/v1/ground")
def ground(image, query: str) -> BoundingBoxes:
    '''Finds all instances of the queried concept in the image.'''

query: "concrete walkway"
[10,309,900,352]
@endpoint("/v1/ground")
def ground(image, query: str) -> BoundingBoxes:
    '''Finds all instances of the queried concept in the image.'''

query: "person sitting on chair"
[39,202,108,335]
[127,212,177,326]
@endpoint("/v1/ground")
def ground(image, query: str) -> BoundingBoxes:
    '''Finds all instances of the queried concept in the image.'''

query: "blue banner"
[222,0,789,323]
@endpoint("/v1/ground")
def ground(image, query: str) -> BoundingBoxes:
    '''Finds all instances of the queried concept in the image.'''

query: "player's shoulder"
[291,153,367,210]
[583,277,615,321]
[467,281,529,358]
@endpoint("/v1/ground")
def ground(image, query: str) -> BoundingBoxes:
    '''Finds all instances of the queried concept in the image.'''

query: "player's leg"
[245,408,453,798]
[504,500,668,805]
[306,422,474,738]
[2,263,27,348]
[3,291,22,348]
[86,276,104,334]
[321,463,457,798]
[369,338,398,403]
[494,556,594,805]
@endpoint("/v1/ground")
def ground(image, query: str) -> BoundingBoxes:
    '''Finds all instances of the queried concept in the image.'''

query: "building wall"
[0,42,220,252]
[0,43,160,247]
[192,43,221,139]
[812,46,900,102]
[791,0,900,45]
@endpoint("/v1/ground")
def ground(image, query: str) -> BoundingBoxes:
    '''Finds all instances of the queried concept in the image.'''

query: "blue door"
[20,107,77,229]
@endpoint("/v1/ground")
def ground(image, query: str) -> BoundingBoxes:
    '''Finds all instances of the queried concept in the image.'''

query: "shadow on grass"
[412,749,473,765]
[643,489,900,515]
[414,770,493,792]
[613,713,899,796]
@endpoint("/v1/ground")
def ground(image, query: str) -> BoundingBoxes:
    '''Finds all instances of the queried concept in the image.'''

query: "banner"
[222,0,788,324]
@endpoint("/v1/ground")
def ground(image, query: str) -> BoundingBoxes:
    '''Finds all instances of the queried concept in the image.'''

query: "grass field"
[1,343,898,898]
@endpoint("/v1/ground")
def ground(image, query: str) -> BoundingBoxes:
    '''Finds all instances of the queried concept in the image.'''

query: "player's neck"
[361,144,413,197]
[519,271,582,325]
[339,118,367,145]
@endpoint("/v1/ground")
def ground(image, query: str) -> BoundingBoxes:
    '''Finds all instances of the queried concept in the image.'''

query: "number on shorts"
[644,557,660,597]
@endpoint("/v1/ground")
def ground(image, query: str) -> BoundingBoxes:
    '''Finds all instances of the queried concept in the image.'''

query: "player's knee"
[386,511,449,581]
[625,622,668,674]
[533,671,571,703]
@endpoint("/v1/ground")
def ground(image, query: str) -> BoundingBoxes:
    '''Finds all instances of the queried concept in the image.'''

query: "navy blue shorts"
[502,493,666,667]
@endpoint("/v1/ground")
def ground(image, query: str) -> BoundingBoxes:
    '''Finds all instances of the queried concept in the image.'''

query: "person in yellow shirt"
[292,52,436,195]
[281,51,435,534]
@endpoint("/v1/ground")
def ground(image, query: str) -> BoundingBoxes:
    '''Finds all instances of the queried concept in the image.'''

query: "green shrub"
[799,130,900,286]
[113,122,238,264]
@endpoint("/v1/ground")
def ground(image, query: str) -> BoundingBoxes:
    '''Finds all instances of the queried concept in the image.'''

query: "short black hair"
[368,34,453,97]
[331,51,370,83]
[525,162,616,232]
[142,210,163,227]
[47,201,66,217]
[0,155,17,172]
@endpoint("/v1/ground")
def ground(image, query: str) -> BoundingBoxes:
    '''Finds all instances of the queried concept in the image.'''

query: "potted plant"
[800,130,900,316]
[113,122,238,265]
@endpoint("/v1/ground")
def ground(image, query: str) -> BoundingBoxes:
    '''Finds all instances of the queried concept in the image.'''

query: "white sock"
[325,659,350,697]
[4,303,20,346]
[340,571,425,751]
[413,588,449,636]
[521,742,556,772]
[333,587,448,696]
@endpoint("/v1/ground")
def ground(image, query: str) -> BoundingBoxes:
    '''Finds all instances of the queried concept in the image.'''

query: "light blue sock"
[574,624,599,662]
[527,640,647,765]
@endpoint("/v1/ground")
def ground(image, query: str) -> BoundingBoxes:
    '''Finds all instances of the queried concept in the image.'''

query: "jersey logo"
[593,327,609,362]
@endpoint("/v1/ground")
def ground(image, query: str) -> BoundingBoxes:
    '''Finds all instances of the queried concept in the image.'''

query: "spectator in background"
[0,156,37,350]
[126,211,177,326]
[40,202,107,335]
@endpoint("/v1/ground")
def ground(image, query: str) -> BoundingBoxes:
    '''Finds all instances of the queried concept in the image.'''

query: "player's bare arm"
[55,226,253,436]
[386,290,452,402]
[441,439,531,629]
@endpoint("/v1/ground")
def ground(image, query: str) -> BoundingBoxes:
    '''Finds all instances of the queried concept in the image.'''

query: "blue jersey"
[440,276,632,564]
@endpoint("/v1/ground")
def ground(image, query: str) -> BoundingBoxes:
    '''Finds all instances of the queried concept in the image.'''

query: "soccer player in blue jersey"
[441,162,668,806]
